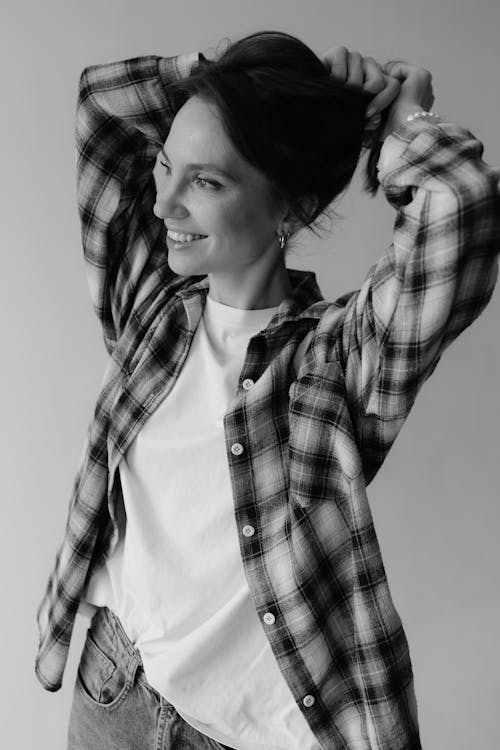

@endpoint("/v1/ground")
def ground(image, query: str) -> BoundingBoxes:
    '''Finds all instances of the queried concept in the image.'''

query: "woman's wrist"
[382,100,439,140]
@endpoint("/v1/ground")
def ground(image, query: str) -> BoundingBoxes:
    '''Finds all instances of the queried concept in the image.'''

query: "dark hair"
[164,31,383,237]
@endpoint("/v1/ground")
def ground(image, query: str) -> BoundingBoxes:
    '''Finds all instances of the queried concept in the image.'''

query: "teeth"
[167,230,206,242]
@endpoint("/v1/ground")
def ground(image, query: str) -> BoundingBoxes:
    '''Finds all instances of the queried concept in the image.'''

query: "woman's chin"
[168,254,209,277]
[166,236,212,276]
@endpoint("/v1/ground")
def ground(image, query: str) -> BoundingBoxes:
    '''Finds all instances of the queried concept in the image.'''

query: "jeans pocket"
[77,630,130,708]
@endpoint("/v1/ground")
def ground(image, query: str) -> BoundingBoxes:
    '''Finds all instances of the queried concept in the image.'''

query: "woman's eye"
[194,176,219,190]
[159,161,219,190]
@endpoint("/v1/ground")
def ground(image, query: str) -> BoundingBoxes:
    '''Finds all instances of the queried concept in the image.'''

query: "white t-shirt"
[84,294,321,750]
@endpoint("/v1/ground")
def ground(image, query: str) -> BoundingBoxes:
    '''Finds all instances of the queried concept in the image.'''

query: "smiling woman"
[35,28,499,750]
[153,94,297,307]
[149,32,388,309]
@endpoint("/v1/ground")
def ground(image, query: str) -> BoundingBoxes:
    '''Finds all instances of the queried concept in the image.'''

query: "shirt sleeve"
[336,118,500,484]
[76,53,199,353]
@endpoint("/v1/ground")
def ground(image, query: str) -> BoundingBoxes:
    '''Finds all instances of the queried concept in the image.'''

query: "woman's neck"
[207,260,293,310]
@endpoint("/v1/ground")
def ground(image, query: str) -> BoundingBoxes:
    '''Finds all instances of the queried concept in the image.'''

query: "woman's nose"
[153,185,189,220]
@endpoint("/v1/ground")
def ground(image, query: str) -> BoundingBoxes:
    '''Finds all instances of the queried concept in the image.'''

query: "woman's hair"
[164,31,384,237]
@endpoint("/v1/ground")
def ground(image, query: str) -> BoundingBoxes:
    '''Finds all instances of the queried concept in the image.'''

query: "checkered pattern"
[36,53,499,749]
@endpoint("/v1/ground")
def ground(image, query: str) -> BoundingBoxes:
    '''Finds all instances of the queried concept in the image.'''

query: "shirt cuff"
[376,118,448,181]
[376,134,407,179]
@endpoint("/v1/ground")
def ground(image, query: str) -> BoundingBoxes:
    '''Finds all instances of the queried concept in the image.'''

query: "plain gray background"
[2,0,499,748]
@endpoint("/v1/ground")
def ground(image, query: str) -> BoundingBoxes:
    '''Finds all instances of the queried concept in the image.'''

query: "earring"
[278,230,290,250]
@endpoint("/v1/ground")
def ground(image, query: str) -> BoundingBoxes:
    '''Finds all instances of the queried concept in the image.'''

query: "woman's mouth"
[166,229,208,247]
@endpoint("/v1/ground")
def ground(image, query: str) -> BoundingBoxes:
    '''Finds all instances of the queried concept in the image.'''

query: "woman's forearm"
[76,53,198,352]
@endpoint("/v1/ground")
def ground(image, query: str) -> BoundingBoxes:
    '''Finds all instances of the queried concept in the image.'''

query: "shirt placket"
[222,327,320,729]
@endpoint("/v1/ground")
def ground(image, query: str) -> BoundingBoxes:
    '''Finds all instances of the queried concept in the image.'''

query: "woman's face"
[153,95,288,281]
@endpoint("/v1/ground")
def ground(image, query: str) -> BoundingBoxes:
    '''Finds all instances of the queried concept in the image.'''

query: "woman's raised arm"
[319,50,500,483]
[76,52,198,353]
[342,117,499,483]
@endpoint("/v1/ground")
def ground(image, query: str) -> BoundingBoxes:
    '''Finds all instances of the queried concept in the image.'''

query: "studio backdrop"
[2,1,499,748]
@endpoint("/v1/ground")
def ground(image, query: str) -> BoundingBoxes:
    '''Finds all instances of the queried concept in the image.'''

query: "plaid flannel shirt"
[36,52,499,750]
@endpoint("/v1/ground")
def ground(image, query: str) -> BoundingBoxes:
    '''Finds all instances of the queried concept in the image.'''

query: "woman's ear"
[282,195,318,235]
[300,194,319,224]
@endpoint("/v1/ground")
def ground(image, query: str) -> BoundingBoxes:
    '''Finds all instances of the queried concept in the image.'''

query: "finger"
[384,61,432,87]
[322,45,349,81]
[345,51,364,89]
[365,75,401,117]
[384,62,434,111]
[364,112,383,132]
[361,57,386,95]
[383,60,410,80]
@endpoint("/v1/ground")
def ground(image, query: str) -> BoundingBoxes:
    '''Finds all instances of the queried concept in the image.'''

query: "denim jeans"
[67,606,233,750]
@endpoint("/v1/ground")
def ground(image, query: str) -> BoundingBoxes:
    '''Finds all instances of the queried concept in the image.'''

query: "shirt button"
[242,378,254,390]
[302,694,315,708]
[242,525,255,537]
[230,442,244,456]
[263,612,275,625]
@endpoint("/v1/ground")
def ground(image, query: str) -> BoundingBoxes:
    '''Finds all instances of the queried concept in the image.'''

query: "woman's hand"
[380,61,435,139]
[321,45,401,127]
[321,47,436,140]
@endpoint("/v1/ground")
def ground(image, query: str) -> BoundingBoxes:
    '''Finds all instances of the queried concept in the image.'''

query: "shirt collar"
[176,269,326,331]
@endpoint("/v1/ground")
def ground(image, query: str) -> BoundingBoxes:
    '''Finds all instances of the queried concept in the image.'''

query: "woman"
[35,30,499,750]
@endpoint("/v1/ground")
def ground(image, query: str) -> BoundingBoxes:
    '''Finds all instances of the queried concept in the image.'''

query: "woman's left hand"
[321,45,401,126]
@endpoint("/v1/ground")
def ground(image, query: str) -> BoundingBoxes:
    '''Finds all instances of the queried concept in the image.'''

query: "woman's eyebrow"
[160,147,237,181]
